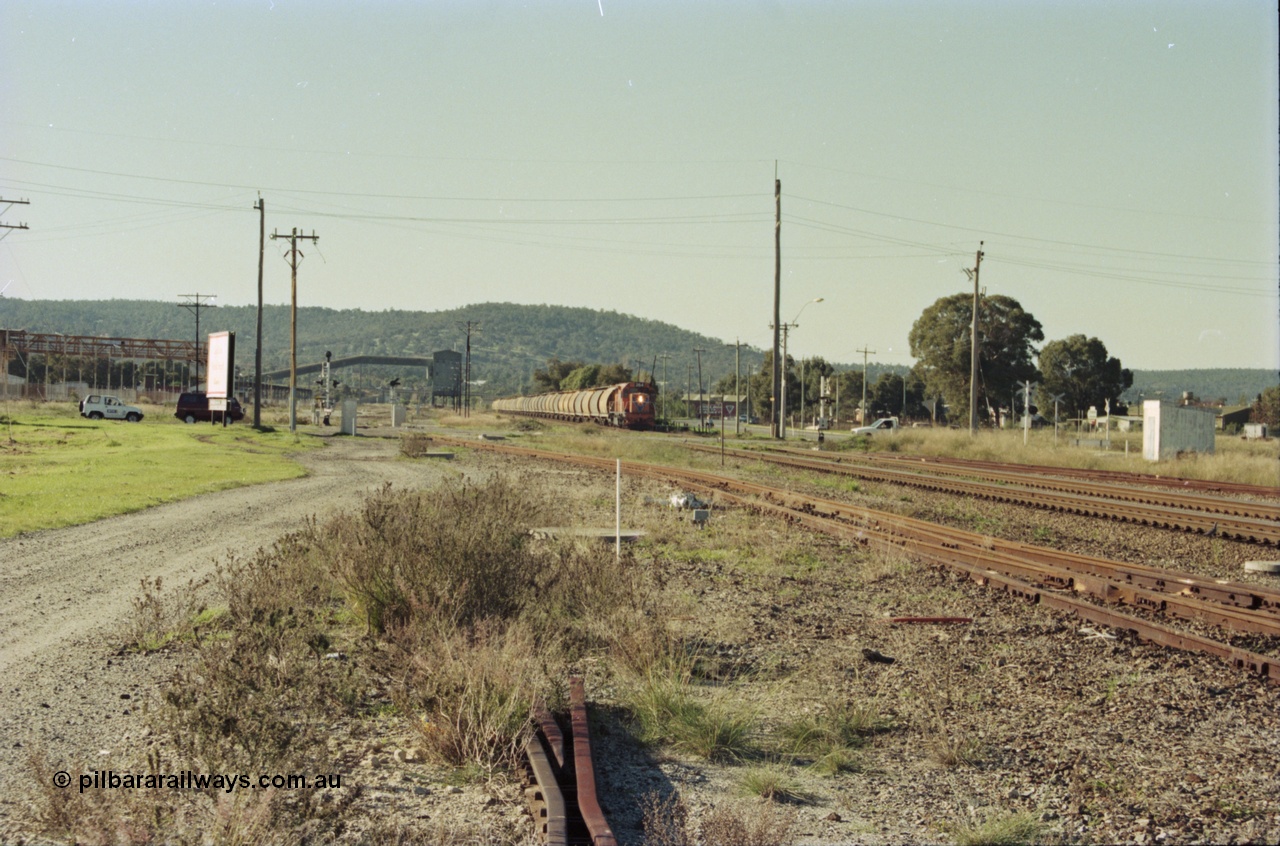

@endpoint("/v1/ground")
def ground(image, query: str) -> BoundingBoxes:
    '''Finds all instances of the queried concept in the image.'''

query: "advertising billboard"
[207,331,235,404]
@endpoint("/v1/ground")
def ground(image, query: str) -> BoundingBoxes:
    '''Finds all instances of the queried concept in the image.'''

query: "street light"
[780,297,823,438]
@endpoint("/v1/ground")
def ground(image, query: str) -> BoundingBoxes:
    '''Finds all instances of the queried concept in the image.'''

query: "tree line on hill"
[2,298,1273,424]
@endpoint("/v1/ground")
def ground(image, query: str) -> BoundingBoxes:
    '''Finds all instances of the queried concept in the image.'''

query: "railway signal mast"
[1018,379,1036,445]
[1049,392,1066,445]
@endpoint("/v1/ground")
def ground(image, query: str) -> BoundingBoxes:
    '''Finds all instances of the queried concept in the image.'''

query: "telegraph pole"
[686,365,692,422]
[270,227,319,433]
[693,347,705,430]
[253,197,265,428]
[856,346,876,424]
[458,320,480,417]
[1,199,29,403]
[771,173,782,439]
[178,294,217,389]
[657,353,671,423]
[0,198,30,243]
[965,242,984,435]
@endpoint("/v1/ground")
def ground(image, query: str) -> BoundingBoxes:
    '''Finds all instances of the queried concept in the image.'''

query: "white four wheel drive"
[851,416,899,436]
[79,394,145,422]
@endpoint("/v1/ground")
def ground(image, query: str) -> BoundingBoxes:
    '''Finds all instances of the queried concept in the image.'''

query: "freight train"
[491,381,657,430]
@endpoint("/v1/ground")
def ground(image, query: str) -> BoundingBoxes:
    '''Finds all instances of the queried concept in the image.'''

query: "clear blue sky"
[2,0,1276,372]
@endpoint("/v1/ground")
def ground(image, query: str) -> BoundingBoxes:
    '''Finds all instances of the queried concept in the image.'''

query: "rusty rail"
[860,450,1280,499]
[524,723,568,845]
[523,683,615,845]
[759,443,1280,520]
[570,677,616,846]
[686,442,1280,544]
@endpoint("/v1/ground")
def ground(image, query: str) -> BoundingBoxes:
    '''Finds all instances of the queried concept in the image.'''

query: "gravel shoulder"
[0,434,461,837]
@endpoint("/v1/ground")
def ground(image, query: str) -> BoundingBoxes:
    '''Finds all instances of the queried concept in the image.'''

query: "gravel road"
[0,434,461,836]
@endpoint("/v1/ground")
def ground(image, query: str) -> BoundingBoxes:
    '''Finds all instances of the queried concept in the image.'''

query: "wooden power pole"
[771,175,782,439]
[253,197,265,428]
[965,242,984,435]
[270,227,319,433]
[856,346,876,424]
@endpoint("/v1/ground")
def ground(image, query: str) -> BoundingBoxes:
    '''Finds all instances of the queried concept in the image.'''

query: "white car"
[79,394,145,422]
[851,416,899,436]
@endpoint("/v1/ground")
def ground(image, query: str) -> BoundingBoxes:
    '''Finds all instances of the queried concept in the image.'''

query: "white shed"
[1142,401,1216,461]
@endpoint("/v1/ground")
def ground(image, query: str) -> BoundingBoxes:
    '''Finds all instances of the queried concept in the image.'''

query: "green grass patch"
[625,661,757,762]
[950,811,1046,846]
[737,765,811,803]
[0,403,315,537]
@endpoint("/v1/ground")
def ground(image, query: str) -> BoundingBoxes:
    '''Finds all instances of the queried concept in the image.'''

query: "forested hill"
[0,299,765,397]
[3,298,1274,403]
[1125,369,1279,407]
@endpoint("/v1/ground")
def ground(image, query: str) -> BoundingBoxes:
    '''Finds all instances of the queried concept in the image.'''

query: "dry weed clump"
[393,619,548,775]
[399,432,434,457]
[324,478,552,632]
[126,574,213,652]
[321,475,666,772]
[161,538,361,775]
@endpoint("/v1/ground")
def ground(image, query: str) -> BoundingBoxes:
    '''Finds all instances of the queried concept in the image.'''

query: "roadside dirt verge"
[0,434,464,838]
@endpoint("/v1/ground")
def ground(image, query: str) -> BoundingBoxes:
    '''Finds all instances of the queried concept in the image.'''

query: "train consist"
[491,381,657,429]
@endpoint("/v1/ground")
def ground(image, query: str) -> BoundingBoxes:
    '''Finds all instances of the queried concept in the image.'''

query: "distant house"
[1216,406,1252,430]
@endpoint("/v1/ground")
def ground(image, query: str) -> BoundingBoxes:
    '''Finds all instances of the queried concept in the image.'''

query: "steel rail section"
[535,704,566,769]
[687,443,1280,544]
[523,729,568,845]
[759,444,1280,521]
[436,437,1278,682]
[570,677,617,846]
[861,451,1280,499]
[743,485,1280,636]
[656,460,1280,621]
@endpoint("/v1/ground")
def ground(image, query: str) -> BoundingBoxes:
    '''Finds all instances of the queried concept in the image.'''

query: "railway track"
[686,442,1280,544]
[523,677,616,845]
[860,451,1280,499]
[438,436,1278,683]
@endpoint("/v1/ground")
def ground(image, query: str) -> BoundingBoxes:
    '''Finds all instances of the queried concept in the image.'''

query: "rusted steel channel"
[862,451,1280,499]
[522,678,616,845]
[438,436,1278,683]
[687,443,1280,544]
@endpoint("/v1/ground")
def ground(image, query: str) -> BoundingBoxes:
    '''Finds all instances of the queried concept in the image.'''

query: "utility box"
[340,400,358,436]
[1244,423,1269,440]
[1143,400,1215,461]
